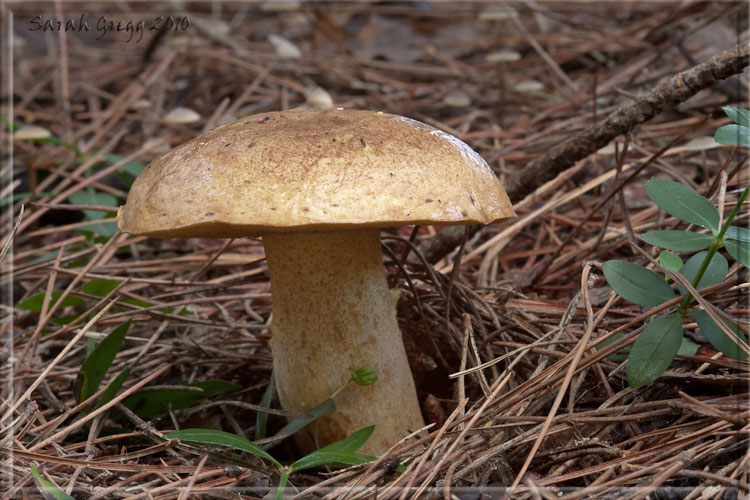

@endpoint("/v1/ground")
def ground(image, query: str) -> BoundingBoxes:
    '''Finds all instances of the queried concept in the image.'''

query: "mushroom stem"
[263,228,424,455]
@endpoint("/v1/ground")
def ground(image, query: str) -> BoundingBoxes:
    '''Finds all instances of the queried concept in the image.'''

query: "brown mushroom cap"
[117,108,514,238]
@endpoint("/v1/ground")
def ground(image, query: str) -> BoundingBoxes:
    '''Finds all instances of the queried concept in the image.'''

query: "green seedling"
[72,316,237,418]
[75,319,131,404]
[168,366,380,500]
[257,365,378,450]
[602,106,750,388]
[168,426,375,500]
[69,307,237,422]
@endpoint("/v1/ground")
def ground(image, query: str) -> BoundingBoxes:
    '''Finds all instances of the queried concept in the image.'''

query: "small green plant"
[69,317,238,418]
[170,425,374,500]
[67,319,379,500]
[715,106,750,148]
[19,278,192,328]
[167,365,380,500]
[30,464,75,500]
[3,119,146,238]
[75,319,131,405]
[602,106,750,388]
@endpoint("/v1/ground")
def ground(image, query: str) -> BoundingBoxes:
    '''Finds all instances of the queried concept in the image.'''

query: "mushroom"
[117,108,514,455]
[164,106,201,125]
[13,125,51,140]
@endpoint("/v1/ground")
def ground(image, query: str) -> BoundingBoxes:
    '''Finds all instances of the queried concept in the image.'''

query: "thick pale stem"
[263,229,425,455]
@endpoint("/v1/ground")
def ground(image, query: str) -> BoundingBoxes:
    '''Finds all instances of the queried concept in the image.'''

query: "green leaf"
[32,249,65,264]
[645,178,720,233]
[658,251,683,273]
[350,365,378,386]
[123,297,152,308]
[594,333,629,361]
[723,106,750,128]
[677,251,728,294]
[602,260,675,307]
[714,124,750,148]
[256,373,275,441]
[290,426,375,472]
[676,337,700,358]
[692,310,748,361]
[105,154,147,177]
[725,226,750,243]
[17,291,86,312]
[68,190,118,221]
[52,314,80,326]
[95,367,130,409]
[165,428,281,469]
[77,319,131,402]
[263,398,336,449]
[120,380,240,419]
[642,231,714,252]
[725,239,750,268]
[30,464,75,500]
[291,451,375,472]
[83,279,121,296]
[317,424,374,454]
[627,313,683,388]
[86,337,96,357]
[76,219,118,238]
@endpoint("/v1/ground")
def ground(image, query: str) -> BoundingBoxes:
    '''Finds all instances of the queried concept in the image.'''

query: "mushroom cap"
[14,125,52,140]
[118,108,514,238]
[164,107,201,125]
